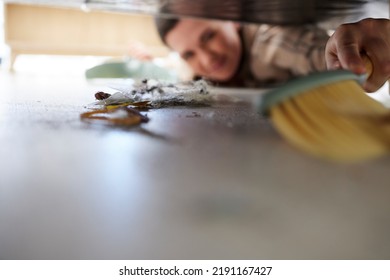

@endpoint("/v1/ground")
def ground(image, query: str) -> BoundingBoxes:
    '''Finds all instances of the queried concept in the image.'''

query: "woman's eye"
[182,51,194,61]
[201,30,216,43]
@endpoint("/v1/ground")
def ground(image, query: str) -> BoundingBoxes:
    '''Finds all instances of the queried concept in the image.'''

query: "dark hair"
[154,17,180,44]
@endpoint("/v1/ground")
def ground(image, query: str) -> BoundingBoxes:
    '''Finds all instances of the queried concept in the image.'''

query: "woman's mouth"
[210,56,227,72]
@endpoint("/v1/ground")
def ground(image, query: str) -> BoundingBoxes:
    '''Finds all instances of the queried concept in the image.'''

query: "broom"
[257,57,390,163]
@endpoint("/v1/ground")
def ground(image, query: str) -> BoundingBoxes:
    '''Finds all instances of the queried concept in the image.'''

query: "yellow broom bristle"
[270,80,390,163]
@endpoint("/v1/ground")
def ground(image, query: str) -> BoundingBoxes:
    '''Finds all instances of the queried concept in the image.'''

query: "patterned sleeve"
[248,24,329,84]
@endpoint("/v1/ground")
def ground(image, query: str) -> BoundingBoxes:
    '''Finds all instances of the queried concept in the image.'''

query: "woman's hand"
[325,18,390,92]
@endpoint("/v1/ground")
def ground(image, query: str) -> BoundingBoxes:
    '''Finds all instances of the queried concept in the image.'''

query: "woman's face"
[165,19,242,82]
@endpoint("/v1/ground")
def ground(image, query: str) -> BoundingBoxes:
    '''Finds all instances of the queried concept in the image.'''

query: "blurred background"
[0,0,388,81]
[0,0,388,103]
[0,0,194,81]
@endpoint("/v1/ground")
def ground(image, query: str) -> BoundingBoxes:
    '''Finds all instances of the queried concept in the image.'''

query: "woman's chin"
[208,71,236,82]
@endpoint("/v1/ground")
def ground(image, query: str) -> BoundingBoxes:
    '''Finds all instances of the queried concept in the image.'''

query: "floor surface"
[1,62,390,259]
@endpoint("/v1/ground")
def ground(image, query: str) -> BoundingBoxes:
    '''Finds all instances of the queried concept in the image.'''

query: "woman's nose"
[198,49,215,68]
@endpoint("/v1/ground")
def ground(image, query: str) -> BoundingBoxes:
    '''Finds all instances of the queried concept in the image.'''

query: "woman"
[155,17,329,87]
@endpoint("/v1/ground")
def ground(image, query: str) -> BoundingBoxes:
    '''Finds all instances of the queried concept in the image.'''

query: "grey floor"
[1,62,390,259]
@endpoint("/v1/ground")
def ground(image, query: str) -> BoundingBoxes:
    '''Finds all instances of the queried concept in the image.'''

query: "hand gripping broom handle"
[361,55,390,94]
[362,55,373,78]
